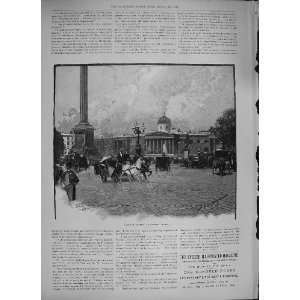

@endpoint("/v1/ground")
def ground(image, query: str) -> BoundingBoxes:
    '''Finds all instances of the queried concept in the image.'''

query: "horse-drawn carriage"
[212,150,234,176]
[94,156,120,183]
[94,155,152,183]
[181,151,210,168]
[64,153,89,172]
[184,155,208,168]
[155,155,171,171]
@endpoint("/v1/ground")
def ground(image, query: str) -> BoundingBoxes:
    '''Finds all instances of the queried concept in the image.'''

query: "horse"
[225,160,232,174]
[212,158,226,176]
[98,162,109,182]
[94,158,122,183]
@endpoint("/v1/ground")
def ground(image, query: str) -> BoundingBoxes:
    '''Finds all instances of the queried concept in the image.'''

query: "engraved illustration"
[54,64,236,218]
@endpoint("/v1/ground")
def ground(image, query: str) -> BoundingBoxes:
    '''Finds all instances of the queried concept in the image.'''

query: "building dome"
[157,114,171,132]
[157,114,171,125]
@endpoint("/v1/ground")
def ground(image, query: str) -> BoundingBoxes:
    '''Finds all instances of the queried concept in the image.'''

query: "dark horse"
[94,158,122,183]
[141,158,152,180]
[212,158,226,176]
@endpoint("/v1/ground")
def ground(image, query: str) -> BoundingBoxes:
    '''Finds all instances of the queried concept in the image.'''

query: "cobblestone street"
[73,164,236,217]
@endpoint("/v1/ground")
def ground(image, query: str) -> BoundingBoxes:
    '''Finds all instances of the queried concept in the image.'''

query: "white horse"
[122,158,147,182]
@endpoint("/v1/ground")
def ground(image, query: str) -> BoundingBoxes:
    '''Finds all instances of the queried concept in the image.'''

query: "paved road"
[75,164,236,217]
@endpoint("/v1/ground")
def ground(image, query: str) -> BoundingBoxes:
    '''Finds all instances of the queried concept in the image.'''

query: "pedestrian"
[117,149,124,163]
[54,164,64,185]
[61,161,79,201]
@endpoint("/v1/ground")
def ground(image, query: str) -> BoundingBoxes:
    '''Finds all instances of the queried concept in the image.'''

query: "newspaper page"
[42,0,258,299]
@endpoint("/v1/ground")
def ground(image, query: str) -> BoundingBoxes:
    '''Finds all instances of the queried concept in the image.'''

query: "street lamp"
[132,121,145,156]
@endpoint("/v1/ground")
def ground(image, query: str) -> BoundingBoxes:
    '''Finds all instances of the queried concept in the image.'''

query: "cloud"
[55,65,234,135]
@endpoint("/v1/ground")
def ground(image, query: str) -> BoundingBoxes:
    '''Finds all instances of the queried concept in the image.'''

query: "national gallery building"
[95,115,218,158]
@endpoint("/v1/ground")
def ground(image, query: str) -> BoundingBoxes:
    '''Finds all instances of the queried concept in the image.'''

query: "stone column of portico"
[165,139,168,153]
[165,139,170,154]
[145,140,148,154]
[165,139,167,153]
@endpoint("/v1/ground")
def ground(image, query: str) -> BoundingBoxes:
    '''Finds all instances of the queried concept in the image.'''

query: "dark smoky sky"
[55,65,235,136]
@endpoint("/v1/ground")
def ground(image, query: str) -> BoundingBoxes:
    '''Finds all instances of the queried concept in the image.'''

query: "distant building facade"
[95,135,143,156]
[144,115,216,157]
[95,115,217,158]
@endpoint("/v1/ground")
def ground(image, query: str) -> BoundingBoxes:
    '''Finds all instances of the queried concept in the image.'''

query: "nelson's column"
[72,65,97,157]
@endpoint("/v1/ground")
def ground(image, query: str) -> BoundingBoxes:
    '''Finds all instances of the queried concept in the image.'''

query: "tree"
[53,128,65,164]
[210,108,236,150]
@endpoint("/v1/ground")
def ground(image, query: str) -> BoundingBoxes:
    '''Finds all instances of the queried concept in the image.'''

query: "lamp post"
[132,121,145,156]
